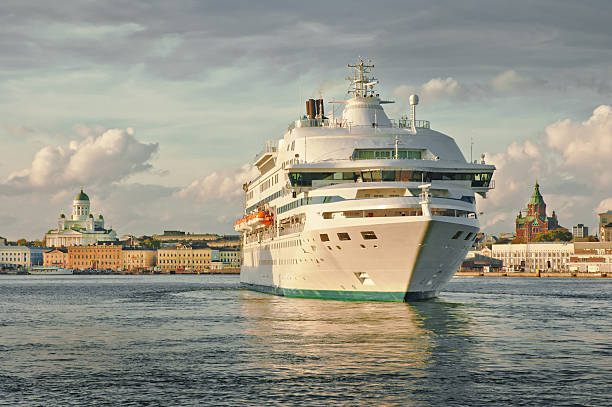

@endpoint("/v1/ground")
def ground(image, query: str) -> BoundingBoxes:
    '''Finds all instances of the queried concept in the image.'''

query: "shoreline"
[455,271,610,278]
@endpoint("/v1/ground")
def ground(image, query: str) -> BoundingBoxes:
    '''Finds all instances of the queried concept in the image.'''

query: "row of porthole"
[319,231,378,242]
[451,231,477,241]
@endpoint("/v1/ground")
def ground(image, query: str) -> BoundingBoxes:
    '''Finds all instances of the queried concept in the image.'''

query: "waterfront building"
[0,246,48,269]
[157,244,212,273]
[598,210,612,242]
[44,189,118,247]
[43,248,68,267]
[0,236,7,246]
[572,224,589,239]
[122,248,157,272]
[68,244,122,271]
[568,242,612,273]
[515,182,560,241]
[492,242,573,272]
[153,231,220,243]
[460,251,502,272]
[220,249,241,268]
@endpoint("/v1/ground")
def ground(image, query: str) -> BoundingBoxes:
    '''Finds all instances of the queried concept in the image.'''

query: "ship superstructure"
[236,59,495,301]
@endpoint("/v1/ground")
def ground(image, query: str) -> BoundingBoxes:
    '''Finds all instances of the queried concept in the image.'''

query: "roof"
[528,182,545,205]
[74,189,90,201]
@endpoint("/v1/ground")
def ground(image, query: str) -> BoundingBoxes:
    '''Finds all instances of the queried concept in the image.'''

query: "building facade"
[492,242,573,272]
[43,248,68,267]
[45,189,118,247]
[515,182,559,241]
[568,242,612,273]
[572,224,589,239]
[0,246,47,269]
[599,210,612,242]
[68,244,122,270]
[157,244,212,273]
[220,249,241,268]
[123,248,157,272]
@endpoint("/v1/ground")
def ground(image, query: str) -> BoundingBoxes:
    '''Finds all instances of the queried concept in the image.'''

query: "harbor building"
[220,249,241,268]
[568,242,612,273]
[157,244,212,273]
[492,242,573,272]
[572,224,589,239]
[68,243,122,271]
[0,246,48,269]
[44,189,118,247]
[122,248,157,272]
[43,248,68,267]
[515,182,559,241]
[491,241,612,272]
[599,210,612,242]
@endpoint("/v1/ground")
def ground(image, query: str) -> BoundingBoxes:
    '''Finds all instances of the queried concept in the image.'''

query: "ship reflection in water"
[240,290,476,404]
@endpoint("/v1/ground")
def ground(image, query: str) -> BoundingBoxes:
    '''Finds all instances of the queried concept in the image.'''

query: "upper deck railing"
[254,140,277,162]
[287,118,430,132]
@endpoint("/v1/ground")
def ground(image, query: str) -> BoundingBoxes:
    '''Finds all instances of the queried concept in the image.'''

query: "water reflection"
[239,291,477,404]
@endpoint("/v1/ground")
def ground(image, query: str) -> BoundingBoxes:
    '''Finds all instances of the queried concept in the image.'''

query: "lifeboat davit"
[234,211,273,232]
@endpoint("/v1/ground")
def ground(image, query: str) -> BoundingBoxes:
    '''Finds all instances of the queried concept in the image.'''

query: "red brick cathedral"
[516,182,560,241]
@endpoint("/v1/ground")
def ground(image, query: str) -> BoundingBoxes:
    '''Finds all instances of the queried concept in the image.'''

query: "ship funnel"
[306,99,318,119]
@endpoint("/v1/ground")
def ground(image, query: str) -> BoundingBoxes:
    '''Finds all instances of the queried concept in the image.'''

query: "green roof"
[528,182,545,205]
[74,189,90,201]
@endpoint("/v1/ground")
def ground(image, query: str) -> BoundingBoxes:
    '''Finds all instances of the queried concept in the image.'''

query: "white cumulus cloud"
[479,105,612,234]
[176,164,258,204]
[3,127,158,192]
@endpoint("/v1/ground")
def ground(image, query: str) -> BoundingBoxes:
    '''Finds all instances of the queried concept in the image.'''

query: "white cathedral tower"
[45,189,118,247]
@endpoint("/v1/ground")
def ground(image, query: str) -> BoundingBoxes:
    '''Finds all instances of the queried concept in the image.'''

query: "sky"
[1,0,611,240]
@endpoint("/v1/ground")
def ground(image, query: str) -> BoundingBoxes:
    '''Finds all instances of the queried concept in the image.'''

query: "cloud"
[393,77,466,104]
[595,198,612,215]
[479,105,612,234]
[2,127,158,193]
[545,105,612,187]
[421,77,464,101]
[176,164,258,204]
[491,70,525,91]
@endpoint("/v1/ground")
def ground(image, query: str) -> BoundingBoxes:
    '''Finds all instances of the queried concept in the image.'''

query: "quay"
[455,271,611,278]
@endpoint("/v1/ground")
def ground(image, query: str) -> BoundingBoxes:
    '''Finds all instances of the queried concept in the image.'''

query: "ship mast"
[347,59,377,97]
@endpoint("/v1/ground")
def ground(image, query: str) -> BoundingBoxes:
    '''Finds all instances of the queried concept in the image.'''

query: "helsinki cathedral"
[44,189,118,247]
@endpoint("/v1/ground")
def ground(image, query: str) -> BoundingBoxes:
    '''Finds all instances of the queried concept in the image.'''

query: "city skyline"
[1,1,611,240]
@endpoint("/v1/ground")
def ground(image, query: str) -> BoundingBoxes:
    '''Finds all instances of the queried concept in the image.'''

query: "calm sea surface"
[0,275,610,406]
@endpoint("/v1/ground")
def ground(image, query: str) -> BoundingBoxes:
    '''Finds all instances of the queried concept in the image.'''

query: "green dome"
[98,214,104,219]
[88,214,94,218]
[60,213,65,218]
[74,189,90,201]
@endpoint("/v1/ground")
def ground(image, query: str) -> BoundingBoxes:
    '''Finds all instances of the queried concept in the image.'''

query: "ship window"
[464,232,473,240]
[382,171,395,181]
[360,244,366,248]
[320,234,329,242]
[361,231,377,240]
[452,231,462,239]
[337,233,351,241]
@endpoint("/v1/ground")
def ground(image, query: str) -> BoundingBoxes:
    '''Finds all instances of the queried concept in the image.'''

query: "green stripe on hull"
[241,283,438,302]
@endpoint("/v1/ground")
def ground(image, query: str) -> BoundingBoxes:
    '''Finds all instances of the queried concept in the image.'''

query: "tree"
[16,238,27,246]
[533,228,572,242]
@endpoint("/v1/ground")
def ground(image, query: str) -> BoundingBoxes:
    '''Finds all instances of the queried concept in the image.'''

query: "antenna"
[409,94,419,132]
[470,136,473,163]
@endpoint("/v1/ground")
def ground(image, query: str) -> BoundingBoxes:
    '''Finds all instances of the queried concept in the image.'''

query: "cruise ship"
[236,60,495,301]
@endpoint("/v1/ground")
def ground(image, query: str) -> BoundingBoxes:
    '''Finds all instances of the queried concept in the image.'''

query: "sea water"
[0,275,610,406]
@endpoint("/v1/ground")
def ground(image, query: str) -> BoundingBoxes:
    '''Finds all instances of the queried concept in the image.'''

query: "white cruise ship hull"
[241,215,477,301]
